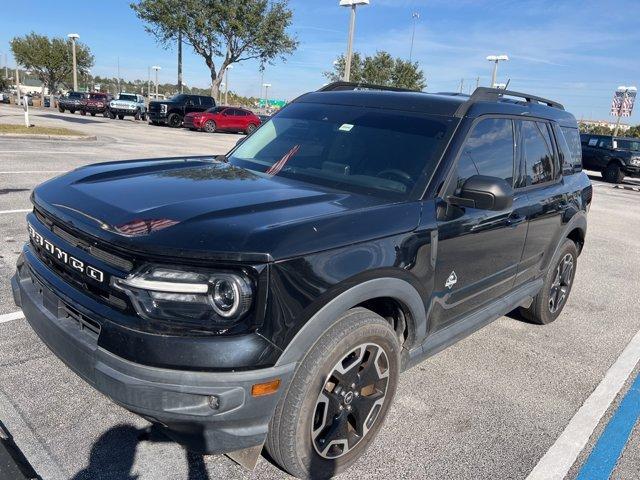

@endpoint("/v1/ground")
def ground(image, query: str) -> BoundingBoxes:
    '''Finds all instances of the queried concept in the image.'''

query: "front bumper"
[148,112,168,123]
[12,252,295,455]
[623,164,640,177]
[83,104,107,113]
[110,107,139,117]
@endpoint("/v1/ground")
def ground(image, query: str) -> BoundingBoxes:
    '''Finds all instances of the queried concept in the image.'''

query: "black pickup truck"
[580,133,640,183]
[13,84,590,478]
[148,93,216,128]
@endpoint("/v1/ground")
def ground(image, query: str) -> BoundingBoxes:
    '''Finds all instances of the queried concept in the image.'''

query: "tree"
[10,33,94,94]
[324,51,427,91]
[131,0,298,98]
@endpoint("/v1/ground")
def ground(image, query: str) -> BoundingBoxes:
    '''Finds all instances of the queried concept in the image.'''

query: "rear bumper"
[12,252,296,455]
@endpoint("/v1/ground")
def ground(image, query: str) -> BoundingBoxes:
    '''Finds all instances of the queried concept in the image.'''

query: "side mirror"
[448,175,513,211]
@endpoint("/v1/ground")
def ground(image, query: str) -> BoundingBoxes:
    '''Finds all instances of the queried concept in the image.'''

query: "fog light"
[208,395,220,410]
[251,379,281,397]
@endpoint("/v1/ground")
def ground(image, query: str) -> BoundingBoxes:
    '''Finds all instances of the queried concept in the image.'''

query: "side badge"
[445,271,458,289]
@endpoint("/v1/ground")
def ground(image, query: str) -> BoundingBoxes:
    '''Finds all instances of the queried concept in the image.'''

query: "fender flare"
[275,277,427,366]
[546,211,587,270]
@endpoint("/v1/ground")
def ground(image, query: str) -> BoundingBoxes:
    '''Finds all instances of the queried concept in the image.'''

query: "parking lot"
[1,103,640,479]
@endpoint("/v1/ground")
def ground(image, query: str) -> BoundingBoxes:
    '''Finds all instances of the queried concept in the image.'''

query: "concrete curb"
[614,184,640,192]
[0,133,97,141]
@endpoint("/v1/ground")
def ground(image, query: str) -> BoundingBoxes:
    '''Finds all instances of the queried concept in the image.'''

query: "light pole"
[340,0,369,82]
[613,85,637,136]
[224,65,233,105]
[486,54,509,88]
[151,66,161,98]
[67,33,80,91]
[409,12,420,62]
[263,83,272,109]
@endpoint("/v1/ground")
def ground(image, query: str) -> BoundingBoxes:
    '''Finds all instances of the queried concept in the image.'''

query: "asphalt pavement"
[0,103,639,479]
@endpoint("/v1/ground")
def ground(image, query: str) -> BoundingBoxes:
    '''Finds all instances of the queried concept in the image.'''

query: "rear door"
[432,117,529,331]
[184,96,200,115]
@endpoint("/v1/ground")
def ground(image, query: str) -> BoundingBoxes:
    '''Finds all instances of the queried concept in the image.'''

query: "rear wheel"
[58,107,64,113]
[80,110,86,116]
[134,110,141,121]
[603,162,625,184]
[69,109,76,114]
[266,308,400,478]
[109,111,116,119]
[118,114,124,120]
[168,113,183,128]
[519,239,578,325]
[203,120,216,133]
[90,112,96,117]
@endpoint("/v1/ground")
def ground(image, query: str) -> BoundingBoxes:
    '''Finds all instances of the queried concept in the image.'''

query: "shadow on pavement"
[70,424,211,480]
[39,114,106,125]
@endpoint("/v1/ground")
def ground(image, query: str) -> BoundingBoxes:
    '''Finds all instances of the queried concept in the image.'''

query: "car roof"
[294,83,577,128]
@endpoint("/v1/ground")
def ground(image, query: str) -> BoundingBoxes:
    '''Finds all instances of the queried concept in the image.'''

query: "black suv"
[148,93,216,128]
[580,133,640,183]
[58,91,86,113]
[12,83,590,478]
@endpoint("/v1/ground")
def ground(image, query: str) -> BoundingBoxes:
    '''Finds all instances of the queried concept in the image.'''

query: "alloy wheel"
[549,253,574,313]
[311,342,390,460]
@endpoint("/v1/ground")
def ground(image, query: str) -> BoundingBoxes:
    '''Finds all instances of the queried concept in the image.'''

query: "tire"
[246,123,257,135]
[203,120,216,133]
[109,111,116,119]
[80,110,86,116]
[118,114,124,120]
[134,110,140,121]
[266,307,400,478]
[149,120,159,126]
[519,239,578,325]
[168,113,183,128]
[103,110,110,118]
[141,112,147,121]
[91,112,96,117]
[603,162,625,184]
[70,109,75,114]
[58,107,64,113]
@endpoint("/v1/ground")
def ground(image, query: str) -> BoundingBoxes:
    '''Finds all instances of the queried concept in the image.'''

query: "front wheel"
[58,107,65,113]
[109,111,116,119]
[134,110,141,121]
[203,120,216,133]
[603,162,625,184]
[167,113,183,128]
[118,114,124,120]
[90,112,96,117]
[80,110,86,116]
[266,308,400,478]
[519,239,578,325]
[245,123,257,135]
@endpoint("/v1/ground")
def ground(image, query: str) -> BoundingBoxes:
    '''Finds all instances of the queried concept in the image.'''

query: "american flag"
[611,90,636,117]
[115,218,179,236]
[266,144,300,176]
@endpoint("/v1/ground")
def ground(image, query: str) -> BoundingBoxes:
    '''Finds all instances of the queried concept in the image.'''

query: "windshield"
[170,94,187,103]
[118,94,137,102]
[67,92,84,99]
[615,139,640,151]
[206,106,227,114]
[88,93,105,99]
[228,102,450,197]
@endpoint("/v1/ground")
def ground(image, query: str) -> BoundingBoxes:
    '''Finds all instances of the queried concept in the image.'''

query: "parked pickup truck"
[58,91,86,113]
[81,92,112,117]
[109,93,147,120]
[148,93,216,127]
[12,83,591,479]
[580,133,640,183]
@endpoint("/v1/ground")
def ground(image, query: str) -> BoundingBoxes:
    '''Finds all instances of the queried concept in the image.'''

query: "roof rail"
[454,87,564,117]
[317,81,416,93]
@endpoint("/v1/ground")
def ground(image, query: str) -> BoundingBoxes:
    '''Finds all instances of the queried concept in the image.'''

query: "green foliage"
[131,0,297,97]
[579,122,640,138]
[0,76,8,91]
[10,32,94,92]
[625,124,640,138]
[325,51,427,91]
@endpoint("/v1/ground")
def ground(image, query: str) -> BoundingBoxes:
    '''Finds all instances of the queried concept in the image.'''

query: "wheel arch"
[275,277,427,367]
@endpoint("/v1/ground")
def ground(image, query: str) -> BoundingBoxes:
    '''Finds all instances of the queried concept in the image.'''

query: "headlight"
[630,156,640,166]
[160,104,167,113]
[112,266,253,324]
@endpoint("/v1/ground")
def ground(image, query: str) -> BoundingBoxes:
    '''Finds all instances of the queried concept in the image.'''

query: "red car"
[81,92,112,117]
[183,106,261,134]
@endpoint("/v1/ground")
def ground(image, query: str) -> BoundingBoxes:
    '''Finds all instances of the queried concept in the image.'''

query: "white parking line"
[526,328,640,480]
[0,209,30,214]
[0,311,24,324]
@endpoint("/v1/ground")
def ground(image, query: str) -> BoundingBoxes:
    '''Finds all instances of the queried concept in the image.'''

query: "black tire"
[103,110,110,118]
[69,109,75,114]
[519,239,578,325]
[134,110,141,121]
[168,113,183,128]
[58,107,64,113]
[603,162,625,184]
[118,114,124,120]
[90,112,96,117]
[80,110,86,116]
[141,112,147,121]
[109,111,116,119]
[203,120,216,133]
[266,307,400,479]
[149,120,159,125]
[246,123,257,135]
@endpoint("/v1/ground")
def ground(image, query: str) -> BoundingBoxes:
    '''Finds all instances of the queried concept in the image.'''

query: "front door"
[431,117,528,331]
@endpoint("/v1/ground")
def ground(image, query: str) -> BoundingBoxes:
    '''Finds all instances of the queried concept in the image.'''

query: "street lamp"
[486,54,509,88]
[409,12,420,62]
[263,83,272,109]
[151,65,161,98]
[67,33,80,91]
[613,85,637,136]
[224,65,233,105]
[339,0,370,82]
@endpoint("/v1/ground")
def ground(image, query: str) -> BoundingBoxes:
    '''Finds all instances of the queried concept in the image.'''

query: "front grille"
[148,103,163,113]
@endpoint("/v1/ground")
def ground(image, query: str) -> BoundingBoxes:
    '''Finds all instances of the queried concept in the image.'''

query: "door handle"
[506,215,525,227]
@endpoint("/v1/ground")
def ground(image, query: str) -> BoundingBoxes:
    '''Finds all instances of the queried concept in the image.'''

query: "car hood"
[111,100,137,107]
[32,157,420,261]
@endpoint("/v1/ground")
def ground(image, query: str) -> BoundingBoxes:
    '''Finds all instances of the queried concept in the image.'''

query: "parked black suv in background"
[58,91,86,113]
[580,133,640,183]
[12,83,590,478]
[148,93,216,127]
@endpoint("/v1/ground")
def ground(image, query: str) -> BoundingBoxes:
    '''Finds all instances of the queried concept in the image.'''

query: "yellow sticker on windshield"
[338,123,354,132]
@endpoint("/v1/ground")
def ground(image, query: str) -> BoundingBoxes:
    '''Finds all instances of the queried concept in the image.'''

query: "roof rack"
[454,87,564,117]
[317,81,416,93]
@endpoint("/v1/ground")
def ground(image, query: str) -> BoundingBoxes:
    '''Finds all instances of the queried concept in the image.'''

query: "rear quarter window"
[560,127,583,172]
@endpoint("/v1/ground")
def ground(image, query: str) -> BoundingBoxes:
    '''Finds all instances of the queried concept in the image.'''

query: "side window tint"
[455,118,514,193]
[560,127,583,171]
[522,121,554,186]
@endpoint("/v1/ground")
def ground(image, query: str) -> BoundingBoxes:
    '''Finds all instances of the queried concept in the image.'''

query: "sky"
[1,0,639,123]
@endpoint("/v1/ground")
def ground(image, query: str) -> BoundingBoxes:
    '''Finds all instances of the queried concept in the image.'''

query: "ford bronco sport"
[12,83,590,478]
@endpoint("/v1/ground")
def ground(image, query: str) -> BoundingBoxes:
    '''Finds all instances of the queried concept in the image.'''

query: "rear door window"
[521,120,555,186]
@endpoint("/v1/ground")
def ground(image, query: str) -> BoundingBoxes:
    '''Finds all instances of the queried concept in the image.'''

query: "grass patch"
[0,124,84,136]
